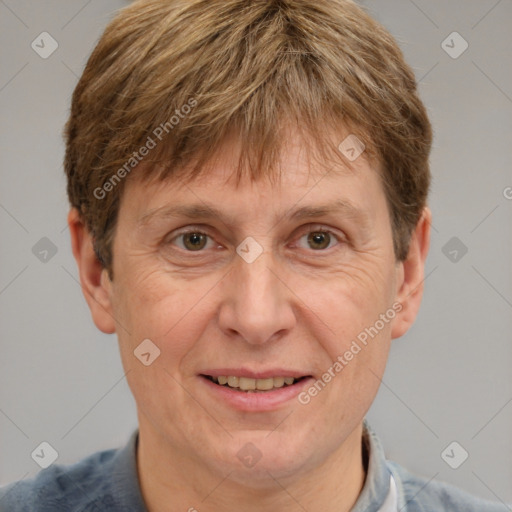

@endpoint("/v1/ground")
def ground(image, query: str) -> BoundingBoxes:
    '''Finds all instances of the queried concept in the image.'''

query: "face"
[78,128,425,486]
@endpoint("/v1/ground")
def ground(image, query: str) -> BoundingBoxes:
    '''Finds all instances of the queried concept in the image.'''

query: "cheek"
[111,267,215,411]
[299,258,395,333]
[292,259,395,409]
[112,263,218,360]
[300,277,392,426]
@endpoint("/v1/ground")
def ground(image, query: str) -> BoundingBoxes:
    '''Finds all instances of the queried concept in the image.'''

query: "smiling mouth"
[202,375,310,392]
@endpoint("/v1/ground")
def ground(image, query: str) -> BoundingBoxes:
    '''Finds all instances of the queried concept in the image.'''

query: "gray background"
[1,0,511,506]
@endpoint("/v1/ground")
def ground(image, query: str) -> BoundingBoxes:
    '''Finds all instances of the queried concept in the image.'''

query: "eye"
[295,226,344,252]
[166,225,345,254]
[170,229,216,252]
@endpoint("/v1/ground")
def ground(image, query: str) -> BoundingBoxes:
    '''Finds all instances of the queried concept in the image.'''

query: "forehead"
[136,123,379,188]
[121,124,387,226]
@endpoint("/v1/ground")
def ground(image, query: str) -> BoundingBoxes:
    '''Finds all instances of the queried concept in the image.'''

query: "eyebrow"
[138,199,371,229]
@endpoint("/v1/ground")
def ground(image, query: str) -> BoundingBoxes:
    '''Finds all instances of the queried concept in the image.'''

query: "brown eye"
[182,232,208,251]
[293,224,346,253]
[307,231,332,250]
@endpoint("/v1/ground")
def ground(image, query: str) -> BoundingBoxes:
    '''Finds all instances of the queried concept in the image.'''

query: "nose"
[217,245,296,345]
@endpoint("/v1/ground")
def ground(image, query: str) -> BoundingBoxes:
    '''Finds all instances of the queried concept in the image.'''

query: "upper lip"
[200,368,313,379]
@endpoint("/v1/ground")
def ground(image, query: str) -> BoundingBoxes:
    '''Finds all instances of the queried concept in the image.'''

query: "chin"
[223,458,306,489]
[210,437,311,486]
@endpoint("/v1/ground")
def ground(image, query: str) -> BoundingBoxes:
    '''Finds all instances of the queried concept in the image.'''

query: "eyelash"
[166,224,346,254]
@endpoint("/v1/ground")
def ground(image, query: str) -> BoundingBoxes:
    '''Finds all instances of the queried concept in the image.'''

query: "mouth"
[198,368,315,411]
[201,374,310,393]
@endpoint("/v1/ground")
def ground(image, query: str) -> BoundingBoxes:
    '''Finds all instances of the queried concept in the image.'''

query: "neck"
[136,421,366,512]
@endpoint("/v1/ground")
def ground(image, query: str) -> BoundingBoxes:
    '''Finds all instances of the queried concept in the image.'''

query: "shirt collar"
[109,429,148,511]
[113,420,391,512]
[350,419,393,512]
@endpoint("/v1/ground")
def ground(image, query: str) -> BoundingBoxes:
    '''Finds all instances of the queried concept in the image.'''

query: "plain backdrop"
[1,0,511,506]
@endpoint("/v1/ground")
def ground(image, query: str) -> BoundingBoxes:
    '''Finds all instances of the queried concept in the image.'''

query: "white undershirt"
[377,474,398,512]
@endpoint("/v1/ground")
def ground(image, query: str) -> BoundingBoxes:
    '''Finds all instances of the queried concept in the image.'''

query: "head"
[66,0,432,487]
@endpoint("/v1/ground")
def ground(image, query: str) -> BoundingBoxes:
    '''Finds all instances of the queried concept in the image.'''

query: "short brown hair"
[64,0,432,276]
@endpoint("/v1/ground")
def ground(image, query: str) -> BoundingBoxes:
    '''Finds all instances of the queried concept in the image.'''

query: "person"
[0,0,507,510]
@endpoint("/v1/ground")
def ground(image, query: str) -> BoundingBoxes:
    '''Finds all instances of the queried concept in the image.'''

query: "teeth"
[272,377,285,388]
[255,378,274,390]
[239,377,256,390]
[227,376,239,387]
[211,375,300,391]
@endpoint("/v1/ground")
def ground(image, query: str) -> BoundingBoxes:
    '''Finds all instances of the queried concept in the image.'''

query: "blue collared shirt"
[0,421,507,511]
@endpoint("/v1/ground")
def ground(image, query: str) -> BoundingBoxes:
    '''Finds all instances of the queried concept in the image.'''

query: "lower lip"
[199,375,315,412]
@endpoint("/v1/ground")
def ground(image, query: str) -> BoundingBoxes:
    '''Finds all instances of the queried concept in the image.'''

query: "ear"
[391,206,431,339]
[68,208,116,334]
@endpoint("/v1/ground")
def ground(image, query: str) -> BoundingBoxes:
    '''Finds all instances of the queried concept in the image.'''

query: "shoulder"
[387,460,509,512]
[0,447,120,512]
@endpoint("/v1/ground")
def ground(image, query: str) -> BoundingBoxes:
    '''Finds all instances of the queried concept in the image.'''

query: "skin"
[69,127,431,512]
